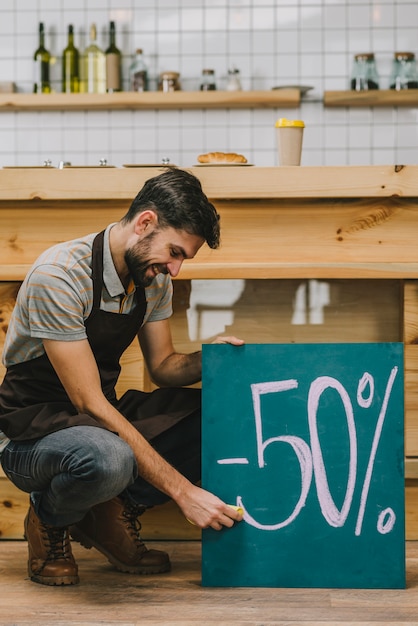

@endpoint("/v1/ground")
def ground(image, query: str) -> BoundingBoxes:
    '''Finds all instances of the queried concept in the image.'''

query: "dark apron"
[0,230,200,442]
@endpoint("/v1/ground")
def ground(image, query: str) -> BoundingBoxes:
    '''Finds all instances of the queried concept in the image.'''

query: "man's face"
[125,226,204,287]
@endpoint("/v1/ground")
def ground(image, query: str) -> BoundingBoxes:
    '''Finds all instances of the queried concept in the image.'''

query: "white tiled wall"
[0,0,417,167]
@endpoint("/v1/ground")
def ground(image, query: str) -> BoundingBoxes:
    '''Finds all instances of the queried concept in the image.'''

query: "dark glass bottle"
[105,21,121,92]
[33,22,51,93]
[62,24,80,93]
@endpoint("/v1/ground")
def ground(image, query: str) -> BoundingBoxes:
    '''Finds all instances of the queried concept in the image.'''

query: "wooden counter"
[1,164,418,282]
[0,165,417,539]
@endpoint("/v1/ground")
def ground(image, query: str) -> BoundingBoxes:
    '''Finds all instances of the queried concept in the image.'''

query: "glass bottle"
[105,21,121,92]
[129,49,149,92]
[83,23,106,94]
[33,22,51,93]
[200,69,217,91]
[62,24,80,93]
[389,52,418,90]
[350,53,379,91]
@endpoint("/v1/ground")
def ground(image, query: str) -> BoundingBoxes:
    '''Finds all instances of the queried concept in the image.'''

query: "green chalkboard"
[201,343,405,589]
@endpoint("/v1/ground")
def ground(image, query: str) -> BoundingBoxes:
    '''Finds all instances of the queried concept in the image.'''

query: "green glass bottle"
[105,21,121,92]
[33,22,51,93]
[62,24,80,93]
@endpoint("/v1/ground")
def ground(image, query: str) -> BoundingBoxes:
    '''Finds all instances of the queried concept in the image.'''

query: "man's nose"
[167,259,183,277]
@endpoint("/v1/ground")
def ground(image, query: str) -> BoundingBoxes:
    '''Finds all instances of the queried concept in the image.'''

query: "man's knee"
[71,428,137,488]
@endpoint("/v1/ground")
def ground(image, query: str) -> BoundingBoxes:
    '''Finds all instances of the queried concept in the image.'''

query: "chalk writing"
[218,367,398,536]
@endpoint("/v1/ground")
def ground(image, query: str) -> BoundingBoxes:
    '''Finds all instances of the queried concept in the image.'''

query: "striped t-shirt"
[2,224,173,368]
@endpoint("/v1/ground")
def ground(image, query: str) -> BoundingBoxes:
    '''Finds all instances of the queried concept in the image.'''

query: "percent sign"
[218,366,399,536]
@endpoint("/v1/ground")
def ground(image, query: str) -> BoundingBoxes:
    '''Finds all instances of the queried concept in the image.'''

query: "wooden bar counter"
[0,164,417,539]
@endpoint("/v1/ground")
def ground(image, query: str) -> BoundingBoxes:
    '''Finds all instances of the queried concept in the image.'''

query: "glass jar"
[200,68,217,91]
[389,52,418,90]
[226,67,242,91]
[350,53,379,91]
[158,71,181,92]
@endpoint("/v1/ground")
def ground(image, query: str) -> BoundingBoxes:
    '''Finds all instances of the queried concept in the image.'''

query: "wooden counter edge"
[3,263,418,282]
[0,165,418,200]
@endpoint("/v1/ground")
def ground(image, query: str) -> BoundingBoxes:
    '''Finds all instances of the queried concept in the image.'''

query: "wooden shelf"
[324,89,418,107]
[0,89,300,112]
[3,89,418,111]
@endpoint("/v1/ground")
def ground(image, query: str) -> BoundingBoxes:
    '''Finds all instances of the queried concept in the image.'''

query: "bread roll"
[197,152,247,164]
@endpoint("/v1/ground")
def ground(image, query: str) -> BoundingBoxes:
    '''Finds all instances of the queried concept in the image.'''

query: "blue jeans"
[1,417,201,527]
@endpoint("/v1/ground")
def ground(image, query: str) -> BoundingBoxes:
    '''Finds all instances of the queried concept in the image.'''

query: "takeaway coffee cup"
[275,118,305,165]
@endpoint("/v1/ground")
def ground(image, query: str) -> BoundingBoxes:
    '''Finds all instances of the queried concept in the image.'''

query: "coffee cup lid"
[275,118,305,128]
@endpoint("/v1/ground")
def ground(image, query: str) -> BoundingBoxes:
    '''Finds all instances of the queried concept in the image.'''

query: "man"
[0,168,244,586]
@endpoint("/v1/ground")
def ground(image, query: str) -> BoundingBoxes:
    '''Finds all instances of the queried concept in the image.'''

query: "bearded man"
[0,168,243,586]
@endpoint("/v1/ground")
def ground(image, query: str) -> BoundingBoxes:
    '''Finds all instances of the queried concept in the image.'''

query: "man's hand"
[211,335,245,346]
[178,484,243,530]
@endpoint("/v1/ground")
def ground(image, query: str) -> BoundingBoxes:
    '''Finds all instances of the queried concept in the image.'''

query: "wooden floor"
[0,541,417,625]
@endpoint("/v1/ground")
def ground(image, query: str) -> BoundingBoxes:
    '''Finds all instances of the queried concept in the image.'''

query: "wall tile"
[204,7,227,31]
[86,127,110,153]
[0,129,16,154]
[397,123,418,148]
[181,7,204,31]
[396,2,418,28]
[373,3,395,28]
[303,30,326,54]
[348,4,372,30]
[323,5,346,30]
[373,123,396,149]
[0,12,15,37]
[324,149,348,165]
[396,147,418,164]
[347,149,370,165]
[228,7,251,30]
[372,148,398,165]
[300,5,322,29]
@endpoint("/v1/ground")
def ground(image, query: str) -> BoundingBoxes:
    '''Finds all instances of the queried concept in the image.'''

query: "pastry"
[197,152,247,164]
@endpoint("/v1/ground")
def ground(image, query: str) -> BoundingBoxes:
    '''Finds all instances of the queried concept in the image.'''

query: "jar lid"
[275,118,305,128]
[160,71,180,79]
[394,51,415,60]
[354,53,375,61]
[202,69,215,75]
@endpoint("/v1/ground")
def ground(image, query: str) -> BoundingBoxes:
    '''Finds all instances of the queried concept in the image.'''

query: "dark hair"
[121,168,220,249]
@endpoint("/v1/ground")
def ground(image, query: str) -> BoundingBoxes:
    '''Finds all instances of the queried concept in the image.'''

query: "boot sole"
[28,564,80,586]
[70,527,171,575]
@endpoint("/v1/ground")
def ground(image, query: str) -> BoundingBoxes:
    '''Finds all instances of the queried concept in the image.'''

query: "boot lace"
[41,524,72,564]
[122,500,146,549]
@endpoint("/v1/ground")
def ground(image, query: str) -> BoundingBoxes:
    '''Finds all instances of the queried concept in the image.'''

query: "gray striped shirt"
[2,224,173,368]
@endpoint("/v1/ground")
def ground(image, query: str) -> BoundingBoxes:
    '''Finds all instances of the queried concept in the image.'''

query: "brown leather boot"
[24,500,79,586]
[69,496,171,575]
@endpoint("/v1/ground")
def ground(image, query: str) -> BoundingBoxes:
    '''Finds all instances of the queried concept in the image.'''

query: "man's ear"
[134,210,158,235]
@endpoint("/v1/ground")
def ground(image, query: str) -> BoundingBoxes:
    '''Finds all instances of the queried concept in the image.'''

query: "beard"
[124,230,167,288]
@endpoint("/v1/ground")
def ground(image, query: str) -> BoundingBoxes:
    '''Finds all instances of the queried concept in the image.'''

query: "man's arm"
[43,337,242,530]
[138,318,244,387]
